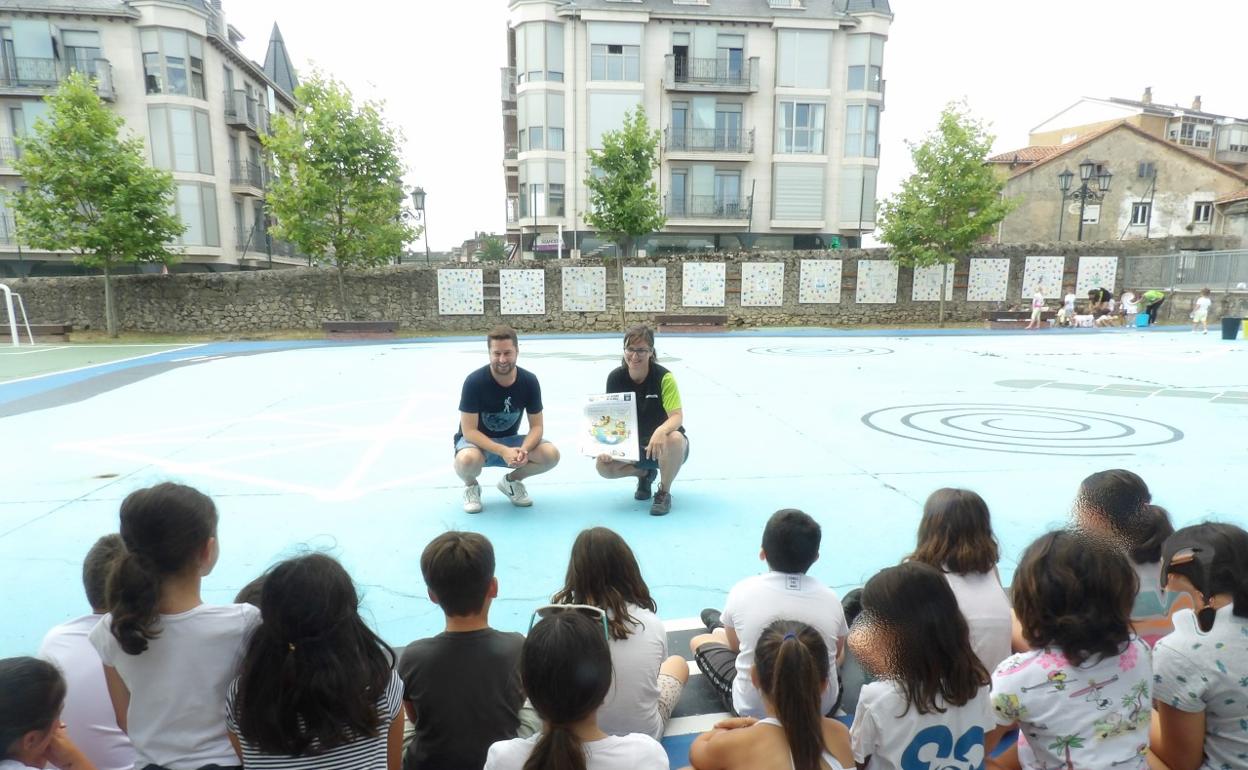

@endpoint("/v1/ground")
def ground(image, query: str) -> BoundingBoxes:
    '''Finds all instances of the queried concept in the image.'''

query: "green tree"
[14,72,184,337]
[263,72,413,319]
[479,234,507,262]
[878,102,1016,326]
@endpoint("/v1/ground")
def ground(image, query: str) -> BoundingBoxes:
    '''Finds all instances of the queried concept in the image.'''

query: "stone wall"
[6,235,1238,334]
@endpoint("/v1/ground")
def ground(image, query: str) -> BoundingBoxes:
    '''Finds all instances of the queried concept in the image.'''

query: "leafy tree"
[479,234,507,262]
[14,72,184,337]
[878,102,1016,325]
[263,72,413,319]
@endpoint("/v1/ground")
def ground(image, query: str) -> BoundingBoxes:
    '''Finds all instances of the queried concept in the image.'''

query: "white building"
[0,0,302,277]
[501,0,892,258]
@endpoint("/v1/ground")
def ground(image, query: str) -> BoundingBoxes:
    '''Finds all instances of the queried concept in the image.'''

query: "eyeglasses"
[625,347,652,356]
[528,603,610,639]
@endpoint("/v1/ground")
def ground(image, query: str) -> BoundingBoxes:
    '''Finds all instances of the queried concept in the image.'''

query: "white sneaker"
[463,483,482,514]
[497,475,533,507]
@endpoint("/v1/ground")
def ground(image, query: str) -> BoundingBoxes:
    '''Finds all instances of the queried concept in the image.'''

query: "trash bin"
[1222,317,1243,340]
[1133,313,1149,328]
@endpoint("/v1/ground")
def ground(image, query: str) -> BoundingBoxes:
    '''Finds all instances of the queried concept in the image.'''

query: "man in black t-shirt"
[453,325,560,513]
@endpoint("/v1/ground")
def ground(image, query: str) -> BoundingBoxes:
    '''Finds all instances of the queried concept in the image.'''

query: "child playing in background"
[1025,287,1045,329]
[1191,288,1212,334]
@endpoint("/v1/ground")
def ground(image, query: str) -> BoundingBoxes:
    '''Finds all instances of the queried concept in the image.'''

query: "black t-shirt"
[398,628,525,770]
[454,365,543,442]
[605,362,686,451]
[1090,288,1113,304]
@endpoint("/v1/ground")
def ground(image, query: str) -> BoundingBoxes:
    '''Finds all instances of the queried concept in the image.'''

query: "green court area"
[0,343,202,382]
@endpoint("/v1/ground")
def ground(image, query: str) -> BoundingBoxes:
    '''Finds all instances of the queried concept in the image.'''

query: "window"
[588,92,641,148]
[846,34,884,92]
[588,22,642,82]
[839,166,877,225]
[717,34,744,84]
[1082,204,1100,225]
[714,170,742,216]
[1137,162,1156,179]
[174,182,219,246]
[1130,202,1151,226]
[777,101,825,154]
[1171,117,1213,148]
[141,28,205,98]
[844,104,879,158]
[1218,126,1248,153]
[773,165,824,220]
[776,30,830,89]
[515,22,564,83]
[149,106,213,173]
[518,160,565,217]
[517,91,564,151]
[1194,201,1213,223]
[670,170,687,215]
[62,30,102,75]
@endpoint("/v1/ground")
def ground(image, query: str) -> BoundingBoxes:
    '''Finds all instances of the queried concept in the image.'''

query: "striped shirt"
[226,670,403,769]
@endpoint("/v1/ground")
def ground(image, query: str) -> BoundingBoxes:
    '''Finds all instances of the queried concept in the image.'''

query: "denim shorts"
[454,434,549,468]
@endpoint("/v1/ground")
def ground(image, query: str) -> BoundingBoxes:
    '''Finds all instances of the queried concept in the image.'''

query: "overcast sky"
[223,0,1248,251]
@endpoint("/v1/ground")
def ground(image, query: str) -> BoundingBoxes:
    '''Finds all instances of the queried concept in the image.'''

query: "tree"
[479,234,507,262]
[263,72,413,319]
[14,72,184,337]
[877,102,1016,326]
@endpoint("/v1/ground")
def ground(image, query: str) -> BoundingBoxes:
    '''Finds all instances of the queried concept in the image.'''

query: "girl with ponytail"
[484,611,668,770]
[1150,523,1248,770]
[687,621,853,770]
[227,554,403,769]
[88,483,260,770]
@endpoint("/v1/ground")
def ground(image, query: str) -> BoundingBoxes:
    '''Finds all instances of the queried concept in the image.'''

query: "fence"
[1124,250,1248,292]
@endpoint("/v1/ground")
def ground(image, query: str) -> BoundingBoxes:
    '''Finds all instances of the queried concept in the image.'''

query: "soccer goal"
[0,282,33,346]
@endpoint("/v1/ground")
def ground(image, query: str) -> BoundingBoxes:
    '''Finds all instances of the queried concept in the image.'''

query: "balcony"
[0,56,115,100]
[501,67,516,102]
[224,90,267,135]
[664,127,754,157]
[1217,147,1248,166]
[664,55,759,93]
[665,194,751,221]
[0,137,19,173]
[229,160,265,194]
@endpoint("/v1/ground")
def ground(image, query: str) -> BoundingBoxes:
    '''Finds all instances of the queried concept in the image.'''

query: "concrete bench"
[26,323,73,342]
[321,320,399,338]
[655,313,728,331]
[983,311,1057,330]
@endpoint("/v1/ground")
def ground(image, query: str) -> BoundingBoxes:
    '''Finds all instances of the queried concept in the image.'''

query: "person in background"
[1024,286,1046,330]
[1141,289,1166,325]
[1191,288,1212,334]
[1,656,100,770]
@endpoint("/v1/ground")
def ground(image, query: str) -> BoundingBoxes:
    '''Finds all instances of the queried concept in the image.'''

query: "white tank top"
[756,717,846,770]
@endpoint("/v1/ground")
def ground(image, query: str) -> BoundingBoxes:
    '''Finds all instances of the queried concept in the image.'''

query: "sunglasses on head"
[528,603,609,639]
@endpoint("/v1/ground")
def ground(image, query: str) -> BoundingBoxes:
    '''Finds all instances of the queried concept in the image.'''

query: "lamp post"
[1056,158,1113,241]
[412,186,430,265]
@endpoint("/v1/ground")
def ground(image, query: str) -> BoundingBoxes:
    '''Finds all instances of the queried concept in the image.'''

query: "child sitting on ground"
[1,656,100,770]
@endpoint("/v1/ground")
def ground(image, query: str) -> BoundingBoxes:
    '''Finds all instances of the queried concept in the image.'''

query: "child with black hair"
[1150,523,1248,770]
[1,656,99,770]
[688,621,853,770]
[88,483,260,770]
[484,611,667,770]
[850,563,1002,770]
[691,509,849,718]
[991,531,1154,770]
[228,553,404,769]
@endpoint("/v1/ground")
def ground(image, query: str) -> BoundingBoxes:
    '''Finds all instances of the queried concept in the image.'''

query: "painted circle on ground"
[748,345,893,357]
[860,403,1183,456]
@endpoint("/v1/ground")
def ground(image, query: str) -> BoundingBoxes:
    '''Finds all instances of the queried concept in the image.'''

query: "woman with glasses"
[595,324,688,516]
[551,527,689,742]
[484,611,668,770]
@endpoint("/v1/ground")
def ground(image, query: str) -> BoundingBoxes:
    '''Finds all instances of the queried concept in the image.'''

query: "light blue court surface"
[1,327,1246,758]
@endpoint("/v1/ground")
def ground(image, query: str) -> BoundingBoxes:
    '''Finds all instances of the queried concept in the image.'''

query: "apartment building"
[501,0,893,258]
[0,0,302,277]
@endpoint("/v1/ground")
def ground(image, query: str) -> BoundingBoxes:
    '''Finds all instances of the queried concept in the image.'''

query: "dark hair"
[761,509,821,574]
[1162,523,1248,619]
[420,531,495,617]
[108,483,218,655]
[233,554,394,756]
[1130,504,1174,565]
[487,325,518,349]
[621,324,657,366]
[754,622,830,770]
[1075,469,1152,546]
[521,612,613,770]
[855,563,989,714]
[552,527,657,641]
[1012,530,1137,667]
[910,488,999,575]
[0,657,66,760]
[83,534,126,611]
[234,574,266,607]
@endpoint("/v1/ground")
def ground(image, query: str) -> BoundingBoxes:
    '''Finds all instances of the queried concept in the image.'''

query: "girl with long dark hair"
[1,656,98,770]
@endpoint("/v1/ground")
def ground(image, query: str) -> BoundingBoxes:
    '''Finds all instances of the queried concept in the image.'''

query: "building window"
[1137,162,1156,179]
[777,101,825,154]
[591,43,640,81]
[844,104,879,158]
[518,91,564,152]
[1130,202,1151,226]
[1082,204,1100,225]
[148,106,213,173]
[1194,201,1213,223]
[61,30,102,75]
[839,166,878,225]
[773,164,824,220]
[1218,126,1248,153]
[518,160,565,217]
[846,34,884,92]
[141,28,205,98]
[1170,117,1212,148]
[515,22,564,83]
[175,182,219,246]
[776,29,829,89]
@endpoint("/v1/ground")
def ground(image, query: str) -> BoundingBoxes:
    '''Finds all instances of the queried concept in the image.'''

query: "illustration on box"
[581,392,639,462]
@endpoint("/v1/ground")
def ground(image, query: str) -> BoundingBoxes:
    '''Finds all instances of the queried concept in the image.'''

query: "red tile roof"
[988,146,1064,164]
[1216,188,1248,205]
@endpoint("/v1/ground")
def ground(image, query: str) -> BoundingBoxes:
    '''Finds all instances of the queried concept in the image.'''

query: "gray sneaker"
[650,490,671,516]
[463,483,483,514]
[497,476,533,507]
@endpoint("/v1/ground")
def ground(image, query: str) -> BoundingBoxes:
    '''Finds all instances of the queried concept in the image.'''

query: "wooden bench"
[25,323,73,342]
[983,310,1058,330]
[655,313,729,331]
[322,320,399,339]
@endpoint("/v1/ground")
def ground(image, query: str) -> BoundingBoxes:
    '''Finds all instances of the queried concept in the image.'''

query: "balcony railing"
[0,56,114,99]
[224,90,267,134]
[664,127,754,154]
[501,66,517,102]
[229,160,265,189]
[0,211,15,244]
[0,137,19,169]
[664,55,759,92]
[665,194,750,220]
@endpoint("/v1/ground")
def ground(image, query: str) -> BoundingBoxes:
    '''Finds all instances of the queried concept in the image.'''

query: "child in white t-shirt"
[850,562,1002,770]
[991,530,1153,770]
[1150,523,1248,770]
[1191,288,1212,334]
[1057,292,1077,327]
[1,656,100,770]
[88,483,260,770]
[1025,288,1046,329]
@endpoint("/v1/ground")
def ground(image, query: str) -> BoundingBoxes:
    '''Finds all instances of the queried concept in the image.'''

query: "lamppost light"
[411,186,426,212]
[1097,169,1113,192]
[1078,158,1096,182]
[1057,169,1074,193]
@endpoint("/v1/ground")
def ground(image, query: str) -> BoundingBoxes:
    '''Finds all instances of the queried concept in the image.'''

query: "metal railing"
[229,160,265,189]
[665,55,759,91]
[224,90,267,134]
[0,56,114,98]
[0,211,15,244]
[665,194,750,219]
[0,137,19,168]
[1125,251,1248,292]
[664,127,754,153]
[501,66,516,101]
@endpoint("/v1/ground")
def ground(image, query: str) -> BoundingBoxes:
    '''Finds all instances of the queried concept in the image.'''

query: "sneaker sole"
[505,498,533,507]
[464,505,483,514]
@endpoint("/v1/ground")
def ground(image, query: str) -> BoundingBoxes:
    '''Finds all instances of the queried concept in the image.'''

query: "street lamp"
[412,186,430,265]
[1056,158,1113,241]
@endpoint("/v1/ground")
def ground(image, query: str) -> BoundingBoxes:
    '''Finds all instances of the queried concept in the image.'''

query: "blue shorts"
[454,434,549,468]
[632,433,690,471]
